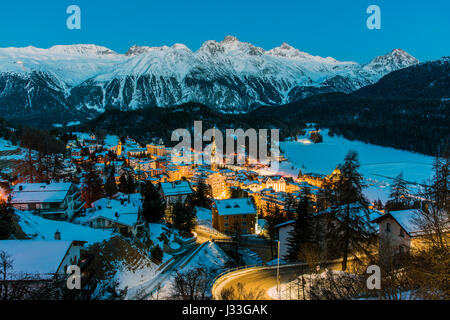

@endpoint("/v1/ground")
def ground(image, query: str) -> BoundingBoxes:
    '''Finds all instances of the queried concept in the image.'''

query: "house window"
[400,229,405,238]
[386,223,391,232]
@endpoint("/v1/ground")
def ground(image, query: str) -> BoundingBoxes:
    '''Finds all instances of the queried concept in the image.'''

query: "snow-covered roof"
[87,196,141,227]
[214,198,256,216]
[160,181,193,196]
[11,182,73,204]
[274,220,295,229]
[372,209,419,235]
[0,240,74,279]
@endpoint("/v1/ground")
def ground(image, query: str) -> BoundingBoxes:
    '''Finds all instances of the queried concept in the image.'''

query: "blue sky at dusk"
[0,0,448,63]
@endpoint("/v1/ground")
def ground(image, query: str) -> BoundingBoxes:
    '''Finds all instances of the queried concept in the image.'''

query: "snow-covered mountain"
[0,36,419,121]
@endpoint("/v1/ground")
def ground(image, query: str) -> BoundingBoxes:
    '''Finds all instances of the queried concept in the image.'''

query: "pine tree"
[172,201,196,234]
[387,172,409,209]
[119,170,135,194]
[413,151,449,251]
[265,204,285,259]
[104,166,118,198]
[190,181,212,208]
[326,151,375,271]
[140,182,165,223]
[316,179,335,212]
[81,163,104,207]
[285,187,314,261]
[0,198,15,240]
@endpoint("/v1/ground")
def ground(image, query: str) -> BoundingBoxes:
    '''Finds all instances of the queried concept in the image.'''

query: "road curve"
[212,264,312,300]
[212,259,348,300]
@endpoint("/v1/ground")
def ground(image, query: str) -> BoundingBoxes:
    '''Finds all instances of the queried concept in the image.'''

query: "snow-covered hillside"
[0,36,419,117]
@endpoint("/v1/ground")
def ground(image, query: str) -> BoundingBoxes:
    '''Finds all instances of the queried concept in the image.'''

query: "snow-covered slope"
[0,36,419,119]
[266,128,434,202]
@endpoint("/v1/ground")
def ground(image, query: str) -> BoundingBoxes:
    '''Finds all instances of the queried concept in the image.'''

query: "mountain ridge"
[0,36,421,123]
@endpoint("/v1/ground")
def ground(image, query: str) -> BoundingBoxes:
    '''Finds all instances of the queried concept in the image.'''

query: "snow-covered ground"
[152,241,231,299]
[15,211,113,245]
[268,270,350,300]
[239,248,263,265]
[196,206,212,227]
[267,129,434,202]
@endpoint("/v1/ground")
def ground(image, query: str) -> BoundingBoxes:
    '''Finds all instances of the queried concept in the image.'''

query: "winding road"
[212,260,347,300]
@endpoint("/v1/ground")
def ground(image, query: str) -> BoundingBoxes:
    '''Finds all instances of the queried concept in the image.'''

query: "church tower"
[211,127,219,171]
[117,141,122,156]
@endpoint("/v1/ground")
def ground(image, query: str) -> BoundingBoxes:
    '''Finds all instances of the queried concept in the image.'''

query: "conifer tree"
[285,187,314,261]
[326,151,375,270]
[104,166,118,198]
[140,182,165,223]
[119,170,135,194]
[0,197,15,240]
[190,180,212,209]
[172,200,196,234]
[81,162,104,207]
[387,172,409,209]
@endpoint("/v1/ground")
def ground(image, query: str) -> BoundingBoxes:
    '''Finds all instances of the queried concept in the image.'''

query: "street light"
[275,240,280,299]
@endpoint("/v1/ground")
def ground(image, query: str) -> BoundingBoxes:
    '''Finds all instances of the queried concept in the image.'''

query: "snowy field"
[268,129,434,202]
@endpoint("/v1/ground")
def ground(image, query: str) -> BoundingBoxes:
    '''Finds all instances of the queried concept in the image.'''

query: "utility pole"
[276,240,280,298]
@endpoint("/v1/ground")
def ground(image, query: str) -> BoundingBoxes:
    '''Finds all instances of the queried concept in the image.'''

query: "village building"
[264,176,286,193]
[372,209,450,258]
[159,180,194,205]
[10,182,85,220]
[212,198,257,235]
[147,143,171,157]
[206,172,229,199]
[0,240,86,280]
[274,220,295,259]
[86,195,141,237]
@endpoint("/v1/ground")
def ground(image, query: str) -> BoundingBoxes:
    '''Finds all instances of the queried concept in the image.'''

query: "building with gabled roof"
[212,198,257,235]
[0,240,85,280]
[10,182,84,220]
[159,180,193,205]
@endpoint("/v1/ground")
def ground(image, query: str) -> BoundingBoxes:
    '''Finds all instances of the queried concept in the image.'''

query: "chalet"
[159,180,193,205]
[372,209,450,258]
[264,176,286,193]
[0,240,86,280]
[212,198,257,235]
[10,182,84,220]
[274,220,295,259]
[86,195,141,237]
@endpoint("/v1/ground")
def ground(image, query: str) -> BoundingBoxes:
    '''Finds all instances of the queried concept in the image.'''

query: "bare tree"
[170,268,210,300]
[220,282,265,300]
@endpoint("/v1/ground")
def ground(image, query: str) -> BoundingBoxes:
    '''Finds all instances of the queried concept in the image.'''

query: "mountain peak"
[267,43,313,60]
[48,44,117,56]
[365,48,419,73]
[280,42,293,50]
[222,35,239,43]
